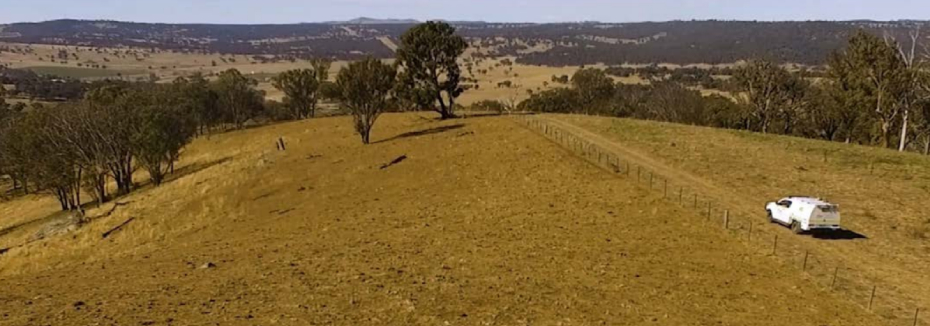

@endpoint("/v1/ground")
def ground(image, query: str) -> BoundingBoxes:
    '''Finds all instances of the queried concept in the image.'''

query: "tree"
[805,82,845,141]
[174,73,220,135]
[212,69,264,129]
[335,58,396,144]
[635,80,707,125]
[779,71,811,135]
[7,109,83,210]
[395,21,468,119]
[272,69,320,119]
[732,59,794,133]
[272,60,329,119]
[886,27,928,151]
[130,86,197,185]
[571,68,615,115]
[84,84,137,194]
[829,30,908,148]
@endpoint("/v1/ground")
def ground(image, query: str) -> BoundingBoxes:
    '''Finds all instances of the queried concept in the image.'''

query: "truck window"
[818,205,837,213]
[777,200,792,207]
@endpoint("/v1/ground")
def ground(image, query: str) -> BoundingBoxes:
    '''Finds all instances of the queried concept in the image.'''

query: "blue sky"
[0,0,928,24]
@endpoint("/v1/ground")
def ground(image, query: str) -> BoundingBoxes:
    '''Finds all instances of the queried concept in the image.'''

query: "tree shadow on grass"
[374,124,465,144]
[812,229,868,240]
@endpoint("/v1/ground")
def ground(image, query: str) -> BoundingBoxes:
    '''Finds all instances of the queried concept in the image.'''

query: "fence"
[515,115,924,326]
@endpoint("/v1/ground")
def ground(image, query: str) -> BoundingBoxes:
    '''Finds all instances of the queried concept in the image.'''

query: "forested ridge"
[1,19,926,64]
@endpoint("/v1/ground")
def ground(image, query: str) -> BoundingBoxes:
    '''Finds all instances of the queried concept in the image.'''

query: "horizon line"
[2,17,929,26]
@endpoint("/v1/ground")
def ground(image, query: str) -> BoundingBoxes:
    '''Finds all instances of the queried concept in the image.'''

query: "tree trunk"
[898,109,909,151]
[925,135,930,155]
[95,174,107,206]
[881,122,892,149]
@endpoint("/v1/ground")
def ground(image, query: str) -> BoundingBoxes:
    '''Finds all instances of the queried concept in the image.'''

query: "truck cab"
[765,197,841,234]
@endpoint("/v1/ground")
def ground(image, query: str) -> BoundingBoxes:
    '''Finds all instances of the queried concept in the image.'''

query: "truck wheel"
[767,210,775,223]
[791,221,803,234]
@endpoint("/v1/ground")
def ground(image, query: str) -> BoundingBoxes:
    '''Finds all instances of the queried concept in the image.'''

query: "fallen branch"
[101,217,135,239]
[380,155,408,170]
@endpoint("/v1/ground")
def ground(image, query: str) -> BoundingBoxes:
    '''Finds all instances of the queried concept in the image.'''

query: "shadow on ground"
[812,229,868,240]
[374,124,465,144]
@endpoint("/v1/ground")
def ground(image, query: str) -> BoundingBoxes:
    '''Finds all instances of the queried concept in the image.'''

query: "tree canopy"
[395,21,468,119]
[335,58,397,144]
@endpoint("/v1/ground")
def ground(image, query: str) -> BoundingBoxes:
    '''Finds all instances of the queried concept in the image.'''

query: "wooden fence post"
[772,235,778,255]
[868,285,876,310]
[831,267,839,289]
[748,222,753,242]
[706,202,712,219]
[649,173,654,189]
[723,210,729,229]
[663,179,668,198]
[802,250,809,270]
[693,194,698,208]
[279,137,286,151]
[914,308,920,326]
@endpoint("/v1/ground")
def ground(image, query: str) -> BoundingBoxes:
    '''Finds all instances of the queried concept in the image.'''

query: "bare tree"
[886,26,928,151]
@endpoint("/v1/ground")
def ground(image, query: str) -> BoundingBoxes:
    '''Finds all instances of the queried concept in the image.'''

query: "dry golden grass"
[0,113,884,325]
[544,114,930,323]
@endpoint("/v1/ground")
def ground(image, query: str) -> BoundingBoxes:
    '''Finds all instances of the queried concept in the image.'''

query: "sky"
[0,0,928,24]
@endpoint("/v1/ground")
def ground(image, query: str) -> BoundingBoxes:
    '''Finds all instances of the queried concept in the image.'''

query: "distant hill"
[0,19,925,65]
[321,17,420,25]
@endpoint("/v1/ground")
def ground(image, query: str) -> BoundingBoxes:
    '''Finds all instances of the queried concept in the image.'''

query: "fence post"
[748,222,753,242]
[802,250,809,270]
[914,308,920,326]
[868,285,876,310]
[772,235,778,255]
[693,194,698,208]
[679,187,683,205]
[723,210,729,229]
[637,166,641,182]
[625,162,630,176]
[649,172,654,189]
[663,179,668,198]
[706,202,711,219]
[279,137,286,151]
[831,267,839,289]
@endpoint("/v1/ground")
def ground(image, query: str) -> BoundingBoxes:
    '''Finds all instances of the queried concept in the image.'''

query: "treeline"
[519,30,930,153]
[0,21,470,211]
[0,67,86,101]
[0,69,267,209]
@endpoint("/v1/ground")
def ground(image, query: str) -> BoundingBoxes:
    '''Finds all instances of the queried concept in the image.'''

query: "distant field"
[2,43,705,105]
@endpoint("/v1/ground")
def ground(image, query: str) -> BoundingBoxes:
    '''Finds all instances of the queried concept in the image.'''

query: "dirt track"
[0,114,884,325]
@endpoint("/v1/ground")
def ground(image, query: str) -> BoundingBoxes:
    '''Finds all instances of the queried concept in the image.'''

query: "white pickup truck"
[765,196,841,234]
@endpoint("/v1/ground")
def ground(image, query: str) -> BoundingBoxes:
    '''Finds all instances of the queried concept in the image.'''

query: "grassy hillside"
[546,114,930,321]
[0,114,881,325]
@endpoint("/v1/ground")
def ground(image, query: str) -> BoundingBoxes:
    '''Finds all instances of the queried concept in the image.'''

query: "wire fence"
[516,115,924,326]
